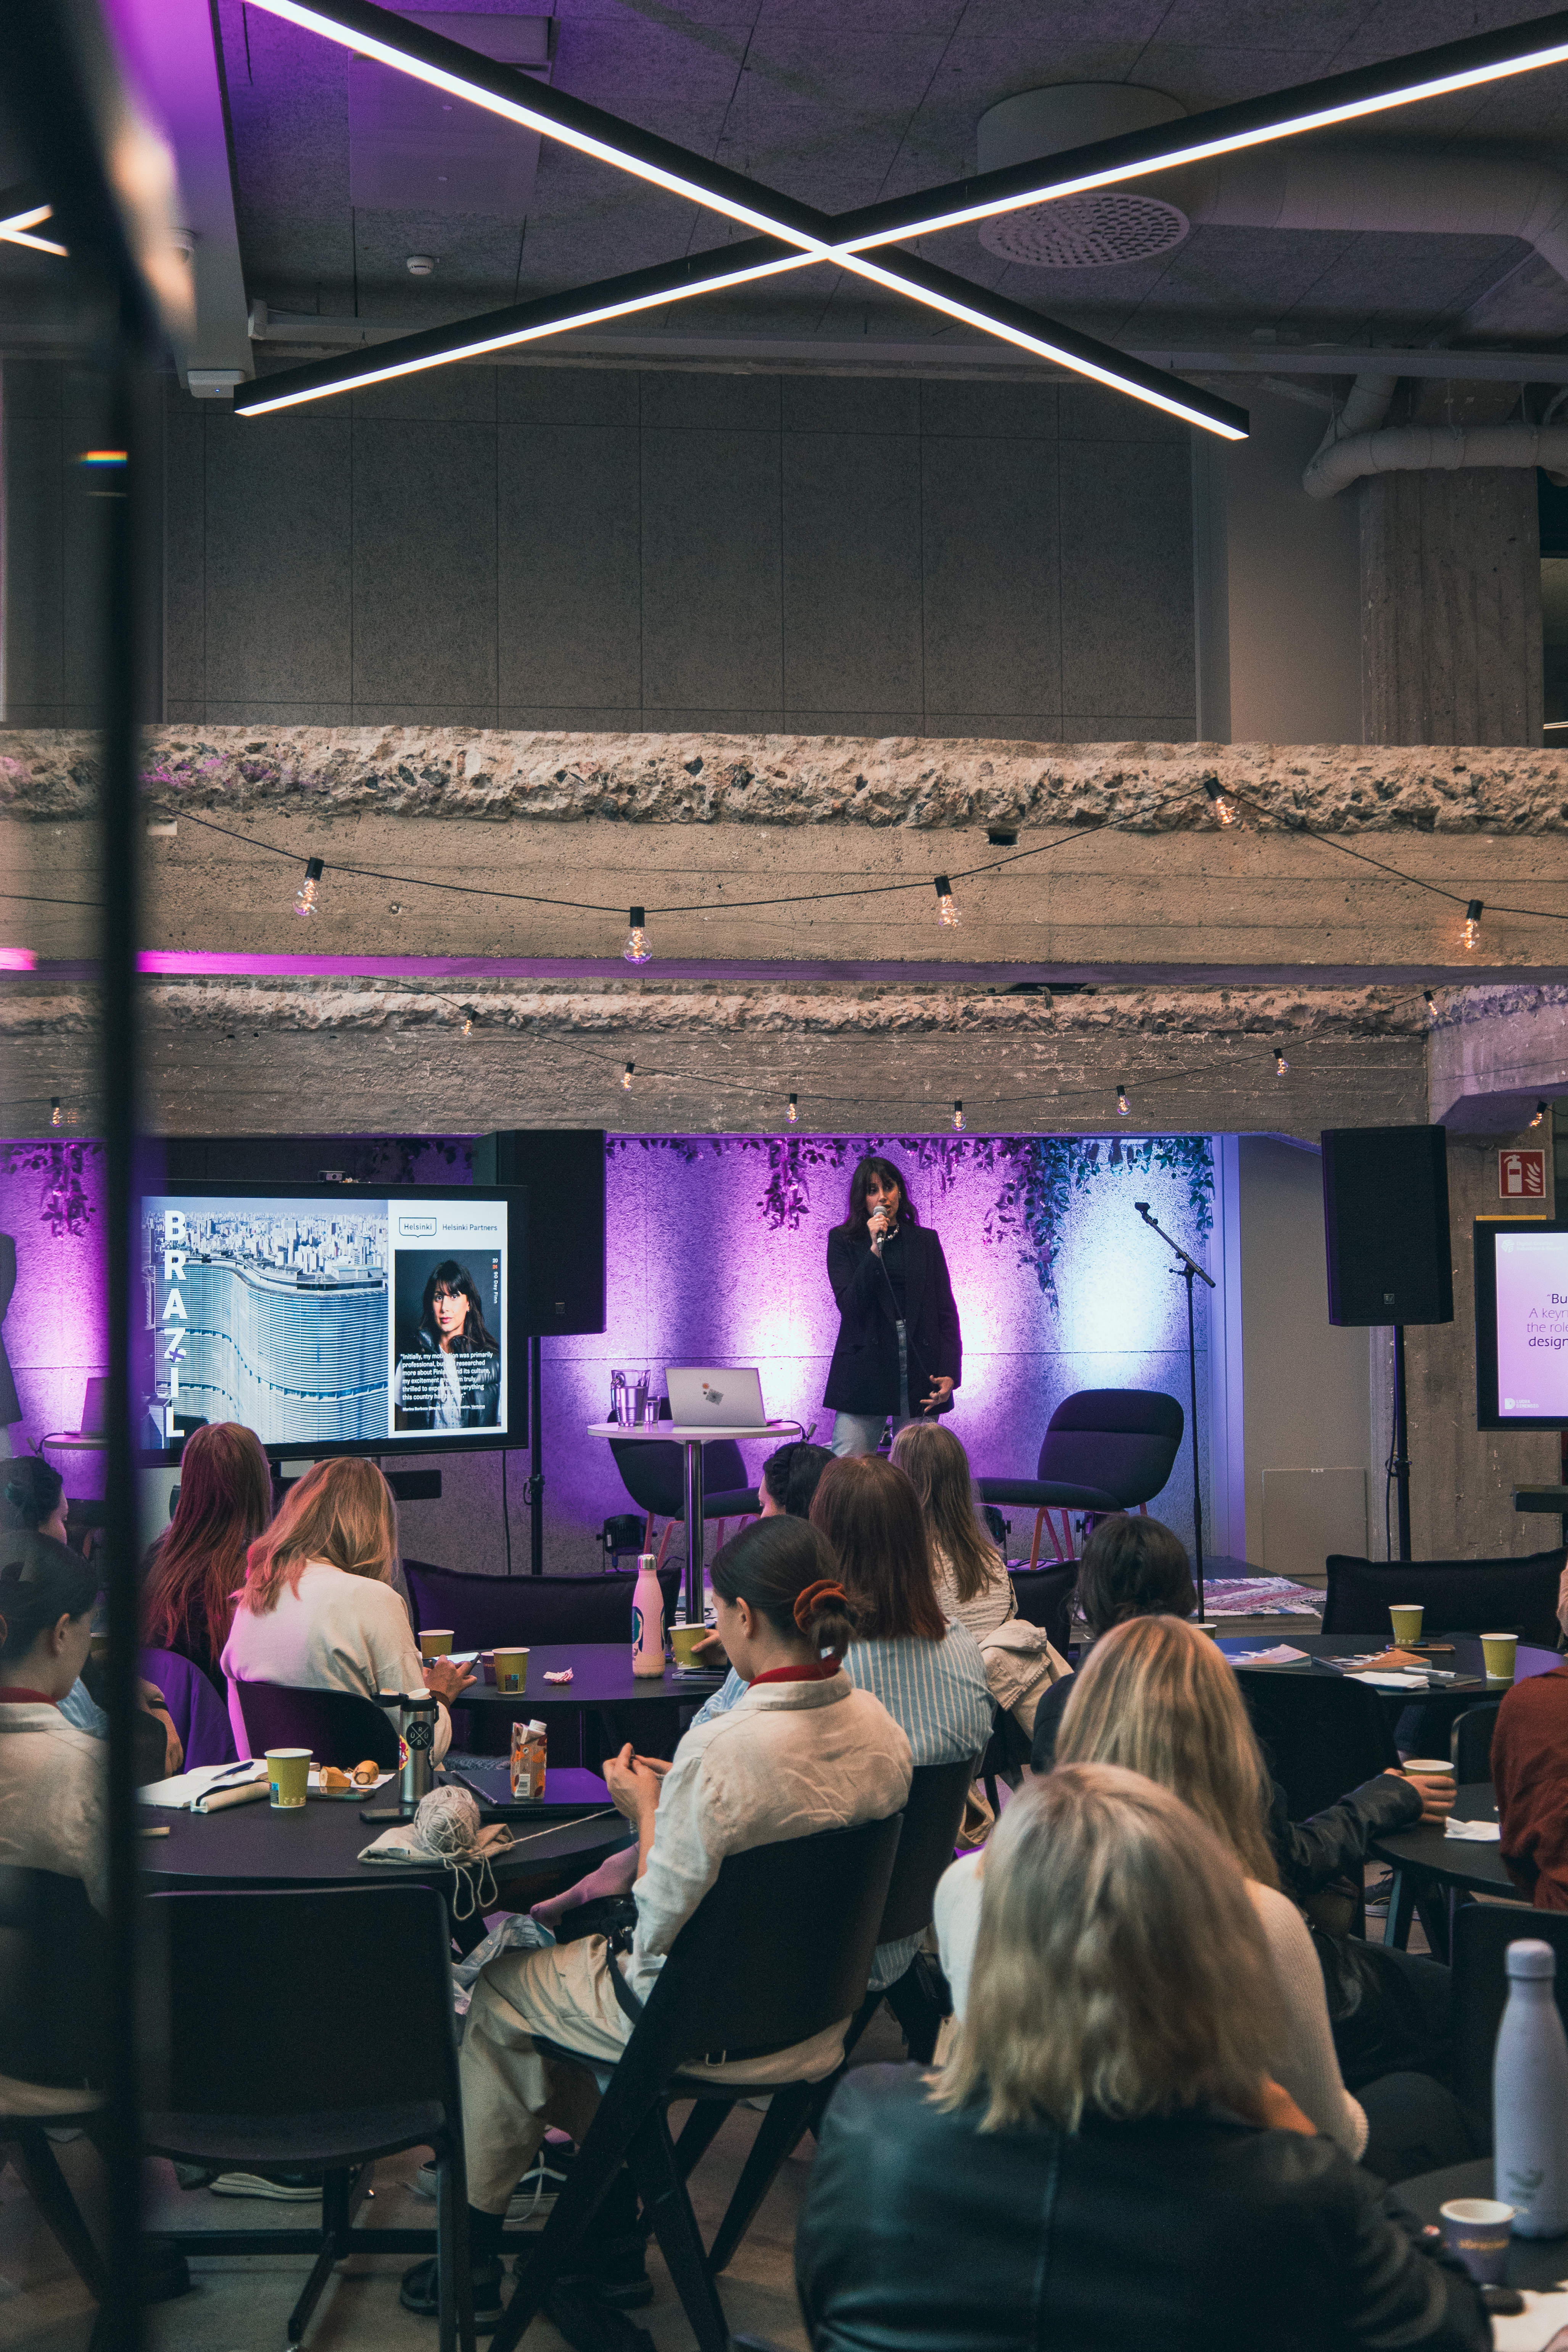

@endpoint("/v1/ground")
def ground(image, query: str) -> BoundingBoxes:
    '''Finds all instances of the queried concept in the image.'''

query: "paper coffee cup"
[1482,1632,1519,1682]
[265,1748,311,1809]
[419,1628,454,1659]
[493,1647,528,1695]
[1439,2197,1515,2284]
[1388,1605,1424,1644]
[671,1625,705,1668]
[1401,1758,1451,1779]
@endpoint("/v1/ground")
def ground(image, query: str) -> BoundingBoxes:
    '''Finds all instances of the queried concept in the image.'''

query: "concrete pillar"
[1361,468,1542,746]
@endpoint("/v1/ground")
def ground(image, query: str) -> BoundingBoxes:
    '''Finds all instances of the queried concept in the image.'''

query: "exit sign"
[1500,1148,1547,1200]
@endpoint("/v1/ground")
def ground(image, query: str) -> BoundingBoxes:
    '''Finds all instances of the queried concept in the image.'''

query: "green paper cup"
[493,1647,528,1695]
[1481,1632,1519,1682]
[265,1748,311,1810]
[419,1628,453,1660]
[671,1625,705,1669]
[1389,1605,1424,1645]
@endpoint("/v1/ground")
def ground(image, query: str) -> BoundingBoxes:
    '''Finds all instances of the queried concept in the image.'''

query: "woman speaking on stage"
[823,1153,962,1458]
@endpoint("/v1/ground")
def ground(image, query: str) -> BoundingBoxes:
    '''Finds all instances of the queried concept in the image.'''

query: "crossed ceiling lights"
[237,0,1568,437]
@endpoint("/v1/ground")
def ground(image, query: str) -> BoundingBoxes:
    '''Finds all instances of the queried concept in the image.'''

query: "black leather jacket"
[796,2066,1488,2352]
[823,1223,961,1417]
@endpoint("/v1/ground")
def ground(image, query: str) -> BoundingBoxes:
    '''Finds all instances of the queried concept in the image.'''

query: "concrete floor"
[0,2013,912,2351]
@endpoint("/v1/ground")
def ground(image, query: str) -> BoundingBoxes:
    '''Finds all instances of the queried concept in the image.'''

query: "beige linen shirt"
[220,1559,450,1760]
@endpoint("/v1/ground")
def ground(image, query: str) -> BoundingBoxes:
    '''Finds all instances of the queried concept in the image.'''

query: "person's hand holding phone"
[423,1655,476,1703]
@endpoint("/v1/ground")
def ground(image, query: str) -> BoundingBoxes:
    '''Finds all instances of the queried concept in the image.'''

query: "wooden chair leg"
[6,2127,110,2304]
[705,2082,818,2277]
[654,1523,675,1572]
[671,2098,732,2181]
[629,2109,729,2352]
[1028,1509,1046,1571]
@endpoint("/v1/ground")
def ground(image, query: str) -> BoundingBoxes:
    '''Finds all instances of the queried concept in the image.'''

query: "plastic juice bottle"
[510,1718,548,1800]
[632,1552,666,1677]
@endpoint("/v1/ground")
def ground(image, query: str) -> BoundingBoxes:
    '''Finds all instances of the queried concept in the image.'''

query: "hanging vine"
[607,1132,1214,1306]
[0,1140,102,1238]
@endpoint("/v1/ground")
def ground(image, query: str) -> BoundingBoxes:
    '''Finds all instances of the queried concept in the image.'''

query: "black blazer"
[822,1223,961,1417]
[797,2065,1487,2352]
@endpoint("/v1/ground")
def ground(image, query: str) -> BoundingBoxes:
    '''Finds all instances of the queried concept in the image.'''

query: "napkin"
[1444,1816,1502,1842]
[1490,2288,1568,2350]
[1349,1670,1431,1690]
[1227,1644,1310,1666]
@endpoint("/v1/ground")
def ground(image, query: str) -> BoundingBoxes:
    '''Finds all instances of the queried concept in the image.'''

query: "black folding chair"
[701,1756,976,2278]
[230,1681,401,1770]
[1450,1901,1568,2143]
[1450,1701,1502,1785]
[489,1813,903,2352]
[1238,1668,1398,1822]
[144,1884,476,2352]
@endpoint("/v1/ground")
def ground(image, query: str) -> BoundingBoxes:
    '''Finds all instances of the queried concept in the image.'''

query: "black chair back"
[231,1682,401,1770]
[1322,1549,1565,1650]
[607,1441,752,1521]
[877,1760,973,1946]
[1240,1670,1397,1821]
[1451,1902,1568,2134]
[1451,1701,1502,1784]
[404,1559,681,1647]
[630,1815,902,2073]
[1009,1565,1075,1655]
[144,1884,459,2118]
[0,1867,108,2087]
[1037,1389,1184,1509]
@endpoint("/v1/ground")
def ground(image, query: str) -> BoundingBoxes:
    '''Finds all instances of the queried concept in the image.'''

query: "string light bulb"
[623,906,652,964]
[1202,776,1237,827]
[49,1098,63,1129]
[460,1014,473,1037]
[786,1092,799,1124]
[1273,1048,1289,1076]
[1531,1100,1548,1129]
[622,1061,634,1090]
[1463,898,1483,951]
[951,1100,966,1133]
[1116,1082,1130,1116]
[934,874,961,928]
[293,856,324,918]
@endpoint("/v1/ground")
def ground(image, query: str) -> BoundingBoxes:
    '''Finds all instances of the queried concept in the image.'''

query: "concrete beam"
[1429,983,1568,1132]
[0,976,1427,1140]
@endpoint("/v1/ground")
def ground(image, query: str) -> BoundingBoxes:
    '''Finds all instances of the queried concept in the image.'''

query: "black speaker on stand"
[474,1131,607,1574]
[1322,1124,1453,1562]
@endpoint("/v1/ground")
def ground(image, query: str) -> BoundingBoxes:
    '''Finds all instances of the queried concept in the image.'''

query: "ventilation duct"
[1304,419,1568,499]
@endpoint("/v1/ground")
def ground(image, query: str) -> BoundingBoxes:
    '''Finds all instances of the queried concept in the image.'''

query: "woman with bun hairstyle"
[0,1533,106,1913]
[140,1422,273,1692]
[402,1515,913,2326]
[221,1456,472,1761]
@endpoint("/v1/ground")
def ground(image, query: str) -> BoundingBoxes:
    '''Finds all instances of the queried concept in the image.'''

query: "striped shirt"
[691,1624,993,1990]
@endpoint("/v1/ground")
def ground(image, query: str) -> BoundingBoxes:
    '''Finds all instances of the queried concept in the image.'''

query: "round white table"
[588,1419,805,1622]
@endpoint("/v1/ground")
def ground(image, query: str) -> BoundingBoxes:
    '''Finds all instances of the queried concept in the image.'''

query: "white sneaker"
[411,2141,573,2223]
[209,2172,322,2201]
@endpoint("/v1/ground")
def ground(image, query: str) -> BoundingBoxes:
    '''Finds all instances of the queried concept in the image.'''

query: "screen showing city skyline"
[138,1189,511,1453]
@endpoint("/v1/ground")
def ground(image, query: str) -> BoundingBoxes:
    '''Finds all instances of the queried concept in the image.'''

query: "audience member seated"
[689,1438,835,1671]
[2,1458,179,1777]
[399,1516,911,2328]
[221,1458,472,1759]
[141,1422,273,1693]
[0,1534,106,1913]
[1493,1616,1568,1907]
[802,1763,1488,2352]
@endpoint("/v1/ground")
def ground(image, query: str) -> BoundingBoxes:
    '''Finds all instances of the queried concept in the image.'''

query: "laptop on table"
[664,1366,771,1428]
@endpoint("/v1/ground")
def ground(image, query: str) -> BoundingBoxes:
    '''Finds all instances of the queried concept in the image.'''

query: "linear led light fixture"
[0,197,66,258]
[834,7,1568,249]
[235,0,1247,436]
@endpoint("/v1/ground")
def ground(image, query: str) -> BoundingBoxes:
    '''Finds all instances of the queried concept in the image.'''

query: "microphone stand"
[1135,1202,1216,1623]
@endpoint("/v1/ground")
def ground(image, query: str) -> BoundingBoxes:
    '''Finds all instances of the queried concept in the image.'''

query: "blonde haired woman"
[800,1766,1486,2352]
[221,1458,472,1758]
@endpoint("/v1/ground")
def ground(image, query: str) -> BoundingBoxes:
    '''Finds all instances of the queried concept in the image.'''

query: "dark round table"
[1402,2157,1568,2293]
[457,1642,726,1766]
[1368,1782,1512,1951]
[140,1765,632,1898]
[1218,1631,1560,1700]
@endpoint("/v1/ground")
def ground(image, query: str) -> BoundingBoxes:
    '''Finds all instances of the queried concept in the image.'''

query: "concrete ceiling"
[209,0,1568,359]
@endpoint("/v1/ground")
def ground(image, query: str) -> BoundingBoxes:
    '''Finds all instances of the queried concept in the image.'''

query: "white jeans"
[831,1411,916,1458]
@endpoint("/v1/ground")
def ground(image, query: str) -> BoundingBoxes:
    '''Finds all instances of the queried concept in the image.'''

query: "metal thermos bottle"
[1495,1937,1568,2236]
[400,1688,438,1814]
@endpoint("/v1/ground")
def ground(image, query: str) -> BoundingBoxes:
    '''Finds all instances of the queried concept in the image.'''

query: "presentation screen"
[137,1184,523,1460]
[1475,1219,1568,1431]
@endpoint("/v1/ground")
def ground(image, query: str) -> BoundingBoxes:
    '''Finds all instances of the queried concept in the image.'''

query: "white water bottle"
[1495,1938,1568,2236]
[632,1553,665,1678]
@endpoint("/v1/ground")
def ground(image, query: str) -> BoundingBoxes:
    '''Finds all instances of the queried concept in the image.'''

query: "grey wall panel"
[352,420,498,711]
[4,411,63,715]
[497,367,638,427]
[203,410,353,703]
[499,423,641,710]
[164,396,206,708]
[922,433,1060,720]
[351,367,497,423]
[641,427,782,711]
[782,428,921,716]
[1059,439,1194,724]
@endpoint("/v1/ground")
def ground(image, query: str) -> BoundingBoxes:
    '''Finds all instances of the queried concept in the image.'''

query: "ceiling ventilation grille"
[980,191,1190,269]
